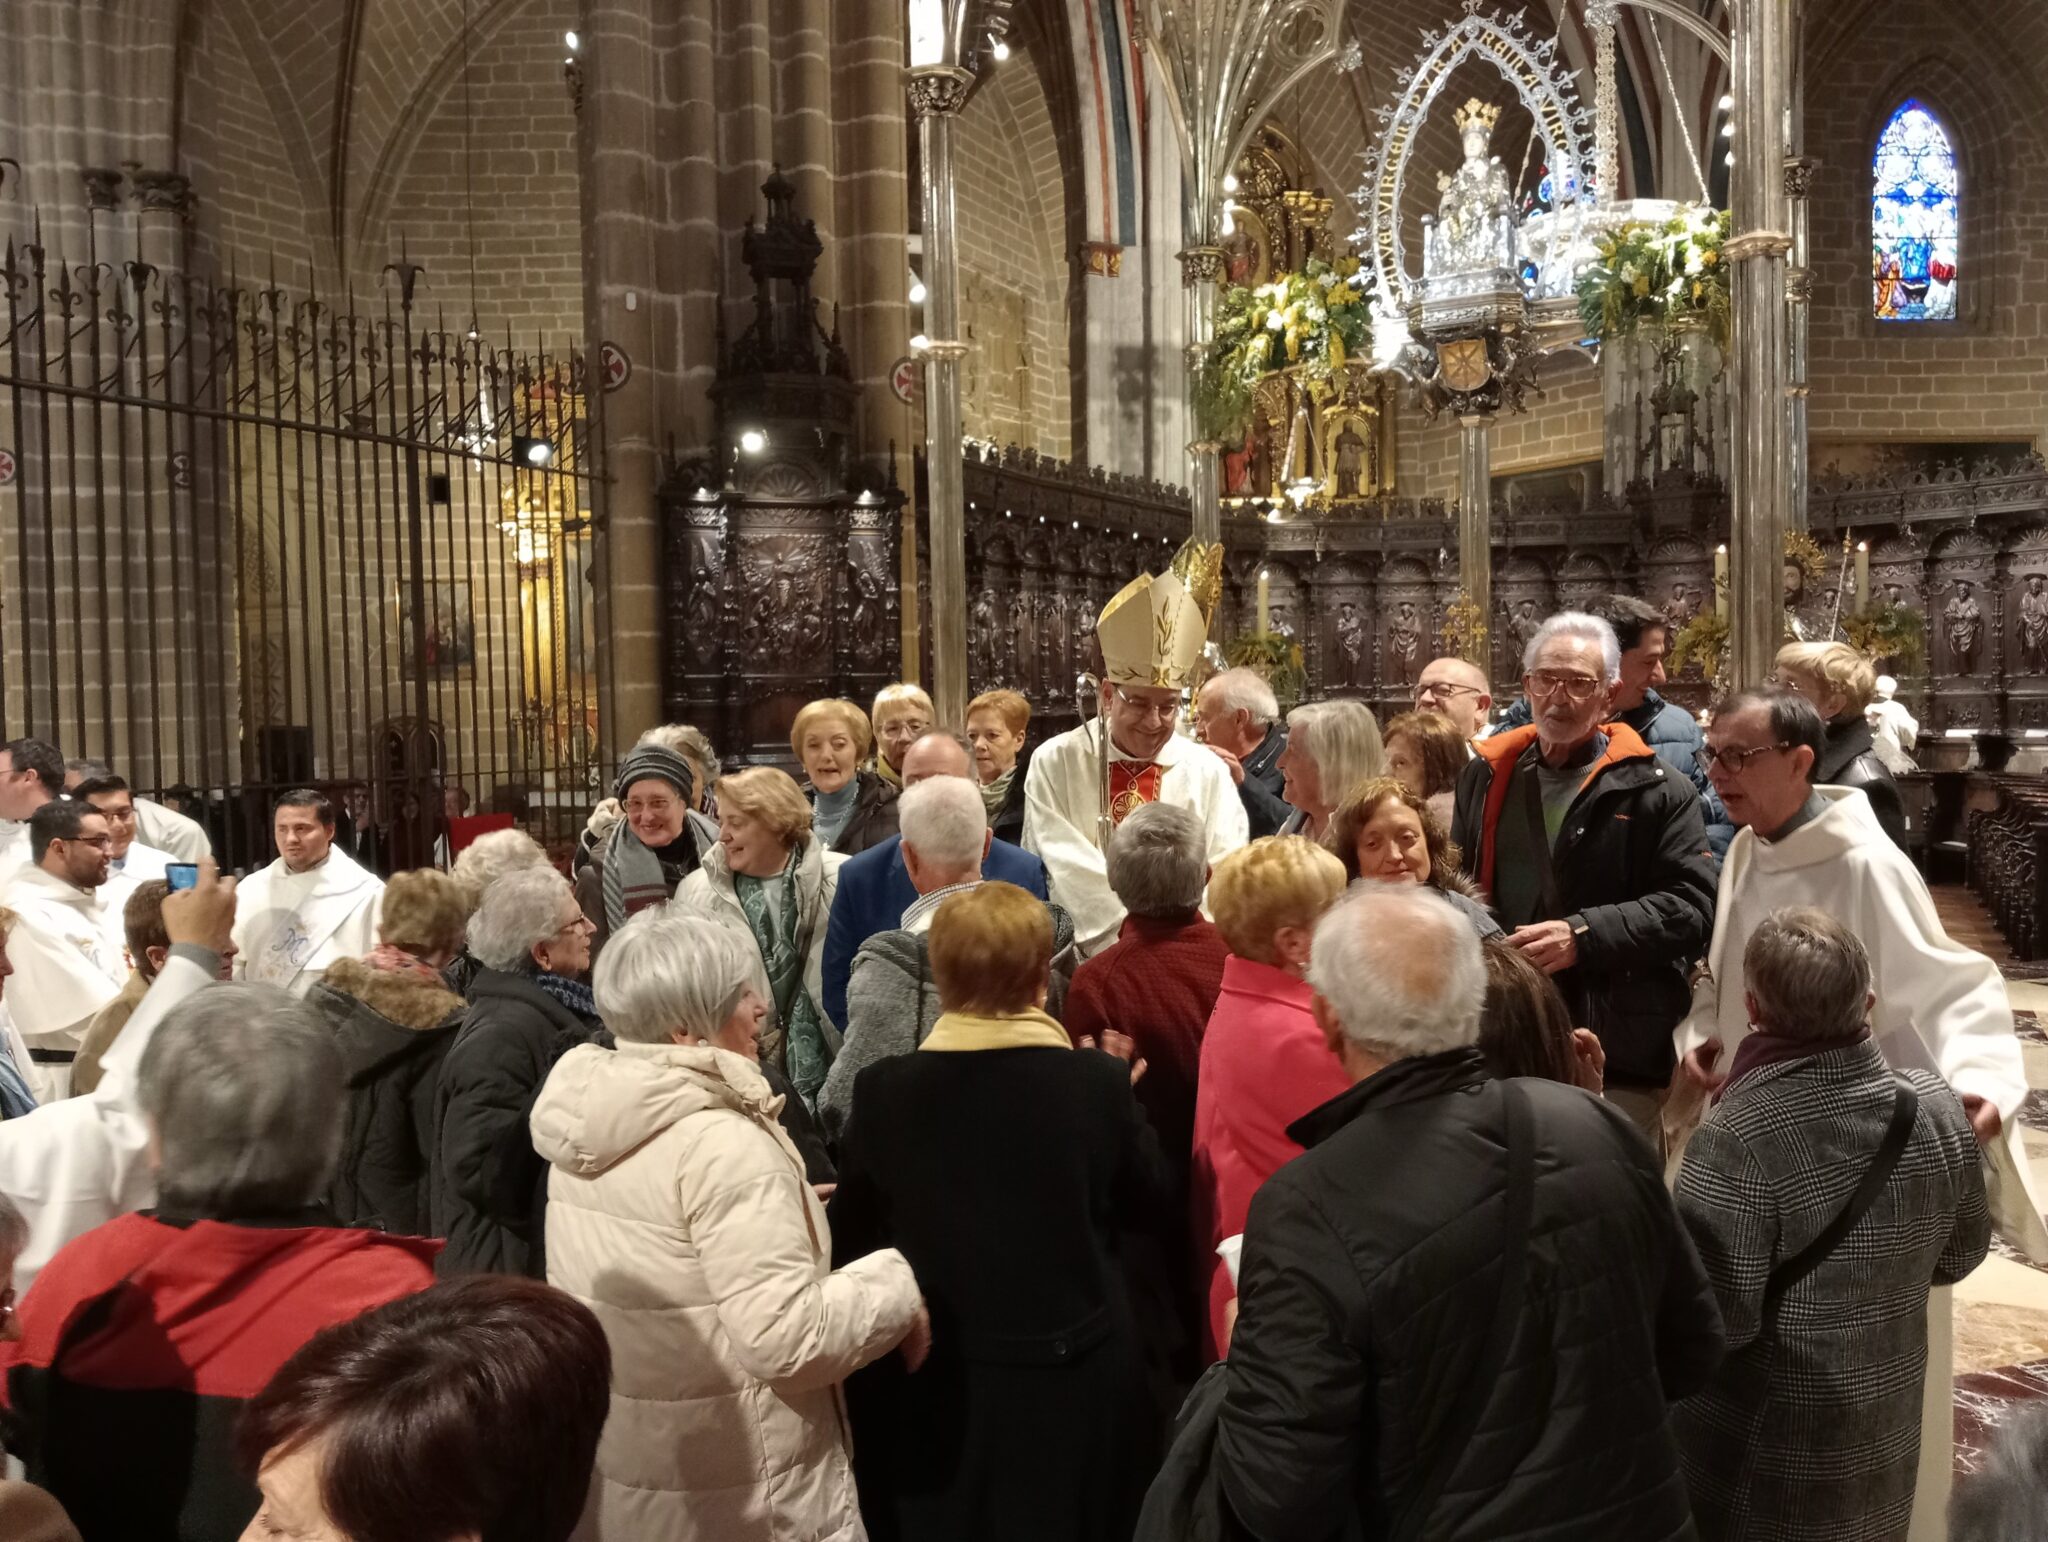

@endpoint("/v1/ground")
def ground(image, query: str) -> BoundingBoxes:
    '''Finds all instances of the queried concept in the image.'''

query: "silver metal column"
[1726,0,1796,689]
[1785,155,1817,532]
[1458,414,1493,664]
[1180,246,1225,545]
[910,65,973,726]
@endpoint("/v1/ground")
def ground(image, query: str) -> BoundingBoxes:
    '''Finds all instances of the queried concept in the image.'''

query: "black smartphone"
[165,863,200,892]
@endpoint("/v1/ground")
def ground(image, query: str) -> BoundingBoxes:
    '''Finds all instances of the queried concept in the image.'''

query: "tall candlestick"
[1855,541,1870,614]
[1715,544,1730,619]
[1257,568,1271,635]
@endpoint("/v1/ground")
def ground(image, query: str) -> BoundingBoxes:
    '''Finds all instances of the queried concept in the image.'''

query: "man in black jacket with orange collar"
[1451,612,1717,1156]
[1213,884,1723,1542]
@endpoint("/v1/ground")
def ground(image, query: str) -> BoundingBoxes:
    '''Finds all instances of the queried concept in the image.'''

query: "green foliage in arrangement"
[1193,257,1376,443]
[1576,207,1733,348]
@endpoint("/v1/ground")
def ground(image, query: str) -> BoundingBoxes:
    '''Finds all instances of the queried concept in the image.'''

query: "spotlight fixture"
[1718,93,1734,110]
[909,277,928,305]
[738,428,767,454]
[910,333,931,351]
[1722,122,1735,139]
[512,434,554,466]
[1724,152,1735,167]
[565,29,579,49]
[991,36,1011,60]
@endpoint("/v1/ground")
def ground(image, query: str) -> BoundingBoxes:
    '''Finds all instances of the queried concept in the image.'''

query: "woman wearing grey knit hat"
[574,744,709,961]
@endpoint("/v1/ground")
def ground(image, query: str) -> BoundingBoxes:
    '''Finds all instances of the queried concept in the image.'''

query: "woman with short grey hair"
[1,985,436,1541]
[1674,906,1991,1542]
[432,865,609,1278]
[1275,699,1386,840]
[139,984,348,1217]
[531,908,926,1540]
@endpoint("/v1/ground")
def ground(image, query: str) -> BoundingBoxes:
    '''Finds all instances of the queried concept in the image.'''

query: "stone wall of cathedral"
[1802,1,2048,454]
[955,48,1074,462]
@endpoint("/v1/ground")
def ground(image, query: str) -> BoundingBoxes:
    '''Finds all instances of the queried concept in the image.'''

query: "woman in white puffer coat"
[531,906,928,1542]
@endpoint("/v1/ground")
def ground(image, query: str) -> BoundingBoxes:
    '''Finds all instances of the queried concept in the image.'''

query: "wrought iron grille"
[0,229,609,870]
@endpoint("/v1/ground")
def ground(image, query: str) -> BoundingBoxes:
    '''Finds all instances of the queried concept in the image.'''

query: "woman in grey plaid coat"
[1673,907,1990,1542]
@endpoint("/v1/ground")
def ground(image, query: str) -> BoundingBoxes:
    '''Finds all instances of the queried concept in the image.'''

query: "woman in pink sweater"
[1190,835,1350,1360]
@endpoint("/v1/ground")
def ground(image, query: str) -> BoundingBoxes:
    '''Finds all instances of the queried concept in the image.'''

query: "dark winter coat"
[1451,722,1718,1088]
[990,747,1032,848]
[823,769,899,857]
[1674,1042,1989,1542]
[0,1211,435,1542]
[832,1044,1171,1542]
[430,968,610,1278]
[1815,715,1909,850]
[1239,724,1294,839]
[815,900,1078,1145]
[1499,689,1732,853]
[309,957,465,1236]
[1216,1048,1725,1542]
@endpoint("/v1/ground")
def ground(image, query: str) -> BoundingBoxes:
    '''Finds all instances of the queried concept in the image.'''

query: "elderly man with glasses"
[1452,612,1717,1154]
[1672,687,2040,1537]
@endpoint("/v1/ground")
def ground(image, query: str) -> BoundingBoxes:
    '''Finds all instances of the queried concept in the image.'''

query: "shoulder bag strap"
[1391,1079,1537,1542]
[1764,1080,1920,1310]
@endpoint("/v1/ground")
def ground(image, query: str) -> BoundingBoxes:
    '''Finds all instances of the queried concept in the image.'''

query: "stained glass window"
[1873,100,1959,322]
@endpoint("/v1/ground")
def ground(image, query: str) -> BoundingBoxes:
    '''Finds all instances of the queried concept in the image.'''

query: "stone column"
[1179,246,1225,546]
[1785,155,1818,531]
[581,0,666,749]
[1457,414,1492,664]
[911,65,973,726]
[1725,0,1796,690]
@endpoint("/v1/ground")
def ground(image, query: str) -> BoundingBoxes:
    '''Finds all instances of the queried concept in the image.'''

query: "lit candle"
[1258,568,1271,635]
[1715,544,1729,619]
[1855,541,1871,613]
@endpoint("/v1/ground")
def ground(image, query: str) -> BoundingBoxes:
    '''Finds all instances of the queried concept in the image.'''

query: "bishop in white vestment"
[1024,542,1247,956]
[232,795,384,997]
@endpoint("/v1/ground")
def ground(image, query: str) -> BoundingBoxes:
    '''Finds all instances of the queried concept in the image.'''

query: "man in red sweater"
[0,983,436,1539]
[1065,802,1228,1406]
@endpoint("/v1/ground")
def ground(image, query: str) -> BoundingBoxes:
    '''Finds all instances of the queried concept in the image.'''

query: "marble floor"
[1931,886,2048,1475]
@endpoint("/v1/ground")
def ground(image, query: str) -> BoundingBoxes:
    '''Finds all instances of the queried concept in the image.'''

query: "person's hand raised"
[161,860,236,958]
[1079,1030,1148,1086]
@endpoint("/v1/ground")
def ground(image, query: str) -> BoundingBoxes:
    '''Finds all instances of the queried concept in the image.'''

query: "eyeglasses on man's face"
[61,834,114,851]
[1696,742,1794,775]
[1526,669,1603,703]
[1112,687,1180,724]
[1414,680,1483,703]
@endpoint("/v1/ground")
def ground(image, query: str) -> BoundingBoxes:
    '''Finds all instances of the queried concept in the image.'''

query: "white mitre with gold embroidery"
[1095,539,1223,689]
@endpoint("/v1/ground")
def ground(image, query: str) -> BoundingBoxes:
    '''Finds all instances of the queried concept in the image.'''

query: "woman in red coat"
[1190,835,1349,1361]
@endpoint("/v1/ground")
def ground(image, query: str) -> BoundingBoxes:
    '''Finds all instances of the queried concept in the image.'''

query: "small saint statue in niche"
[1334,425,1368,500]
[1423,99,1517,278]
[1388,601,1423,685]
[1334,602,1366,688]
[2018,574,2048,673]
[1946,579,1983,674]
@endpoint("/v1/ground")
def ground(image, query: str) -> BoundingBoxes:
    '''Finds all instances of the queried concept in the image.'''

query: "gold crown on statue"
[1096,539,1224,690]
[1454,98,1502,134]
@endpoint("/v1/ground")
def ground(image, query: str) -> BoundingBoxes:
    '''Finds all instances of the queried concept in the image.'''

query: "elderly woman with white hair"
[0,986,437,1541]
[1274,698,1386,841]
[531,907,927,1542]
[445,826,552,993]
[431,864,608,1279]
